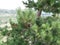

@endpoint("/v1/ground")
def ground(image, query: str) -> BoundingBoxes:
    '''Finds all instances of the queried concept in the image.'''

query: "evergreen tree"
[1,9,60,45]
[23,0,60,17]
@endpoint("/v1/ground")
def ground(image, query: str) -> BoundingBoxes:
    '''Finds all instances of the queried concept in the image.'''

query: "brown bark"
[37,10,42,18]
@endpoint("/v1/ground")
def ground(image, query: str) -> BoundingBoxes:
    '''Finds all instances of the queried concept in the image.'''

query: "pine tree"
[23,0,60,17]
[1,9,60,45]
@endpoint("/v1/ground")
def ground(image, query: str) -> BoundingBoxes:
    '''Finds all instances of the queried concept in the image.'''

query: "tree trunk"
[37,10,42,18]
[36,10,42,27]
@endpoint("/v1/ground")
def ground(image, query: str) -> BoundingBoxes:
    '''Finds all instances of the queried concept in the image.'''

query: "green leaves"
[23,0,60,16]
[1,9,60,45]
[23,0,36,8]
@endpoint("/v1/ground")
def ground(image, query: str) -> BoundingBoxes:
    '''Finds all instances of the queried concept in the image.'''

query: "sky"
[0,0,37,10]
[0,0,27,10]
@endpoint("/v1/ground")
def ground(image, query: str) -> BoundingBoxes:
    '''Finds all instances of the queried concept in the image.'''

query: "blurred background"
[0,0,60,45]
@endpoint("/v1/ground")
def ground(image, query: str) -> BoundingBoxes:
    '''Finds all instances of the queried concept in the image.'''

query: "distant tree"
[23,0,60,18]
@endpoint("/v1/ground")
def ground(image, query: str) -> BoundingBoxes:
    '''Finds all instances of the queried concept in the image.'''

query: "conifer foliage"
[1,9,60,45]
[23,0,60,17]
